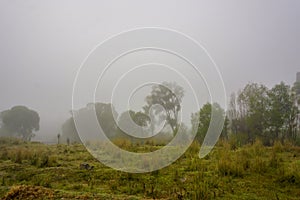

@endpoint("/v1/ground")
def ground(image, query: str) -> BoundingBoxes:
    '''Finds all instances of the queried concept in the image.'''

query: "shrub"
[2,185,54,200]
[39,154,49,168]
[30,153,39,166]
[218,158,244,177]
[14,149,23,164]
[217,148,244,177]
[251,156,267,174]
[273,140,283,153]
[0,147,8,160]
[249,139,265,157]
[277,163,300,186]
[269,150,282,169]
[0,137,24,145]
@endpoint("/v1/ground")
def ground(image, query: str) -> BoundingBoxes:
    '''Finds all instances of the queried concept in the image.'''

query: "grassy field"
[0,137,300,199]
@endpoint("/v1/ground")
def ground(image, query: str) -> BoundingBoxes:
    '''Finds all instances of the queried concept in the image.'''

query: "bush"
[218,158,244,177]
[217,147,244,177]
[2,185,54,200]
[251,157,267,174]
[30,153,39,166]
[269,150,282,169]
[38,154,58,168]
[15,149,22,164]
[273,140,283,153]
[0,137,25,145]
[277,163,300,186]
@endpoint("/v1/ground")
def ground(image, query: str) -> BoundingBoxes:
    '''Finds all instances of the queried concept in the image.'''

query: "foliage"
[144,82,184,136]
[0,106,39,141]
[2,185,54,200]
[61,103,118,143]
[267,82,298,142]
[238,83,269,142]
[116,110,150,141]
[228,82,300,145]
[1,139,300,199]
[94,102,118,138]
[191,102,227,143]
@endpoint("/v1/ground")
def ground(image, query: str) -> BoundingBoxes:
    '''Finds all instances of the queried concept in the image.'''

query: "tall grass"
[1,137,300,199]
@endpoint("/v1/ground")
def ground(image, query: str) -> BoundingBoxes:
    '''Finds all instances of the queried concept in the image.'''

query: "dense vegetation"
[57,81,300,146]
[0,80,300,199]
[0,137,300,199]
[226,82,300,146]
[0,106,39,141]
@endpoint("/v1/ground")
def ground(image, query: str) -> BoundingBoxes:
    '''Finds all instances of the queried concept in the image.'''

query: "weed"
[0,139,300,199]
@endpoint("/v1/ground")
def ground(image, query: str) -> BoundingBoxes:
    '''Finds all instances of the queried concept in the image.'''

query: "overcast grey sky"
[0,0,299,141]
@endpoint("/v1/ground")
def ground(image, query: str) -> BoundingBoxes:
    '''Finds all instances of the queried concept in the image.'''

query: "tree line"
[61,82,183,144]
[1,80,300,146]
[58,80,300,146]
[227,82,300,145]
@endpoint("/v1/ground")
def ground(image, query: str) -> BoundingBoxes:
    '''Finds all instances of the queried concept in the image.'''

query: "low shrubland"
[0,137,300,199]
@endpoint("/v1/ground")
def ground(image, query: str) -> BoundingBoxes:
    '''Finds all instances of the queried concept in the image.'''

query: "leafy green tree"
[192,103,211,142]
[237,83,269,143]
[267,82,294,142]
[61,103,118,143]
[116,110,150,140]
[144,82,184,136]
[229,82,299,145]
[227,91,252,145]
[0,106,39,141]
[94,103,118,138]
[191,102,226,143]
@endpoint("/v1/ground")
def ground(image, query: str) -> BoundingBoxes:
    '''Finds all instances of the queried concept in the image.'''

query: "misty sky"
[0,0,299,141]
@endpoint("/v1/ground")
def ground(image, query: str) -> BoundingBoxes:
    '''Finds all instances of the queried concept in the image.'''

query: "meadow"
[0,137,300,200]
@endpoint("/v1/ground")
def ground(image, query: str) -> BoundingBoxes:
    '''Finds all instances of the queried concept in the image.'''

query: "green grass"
[0,137,300,199]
